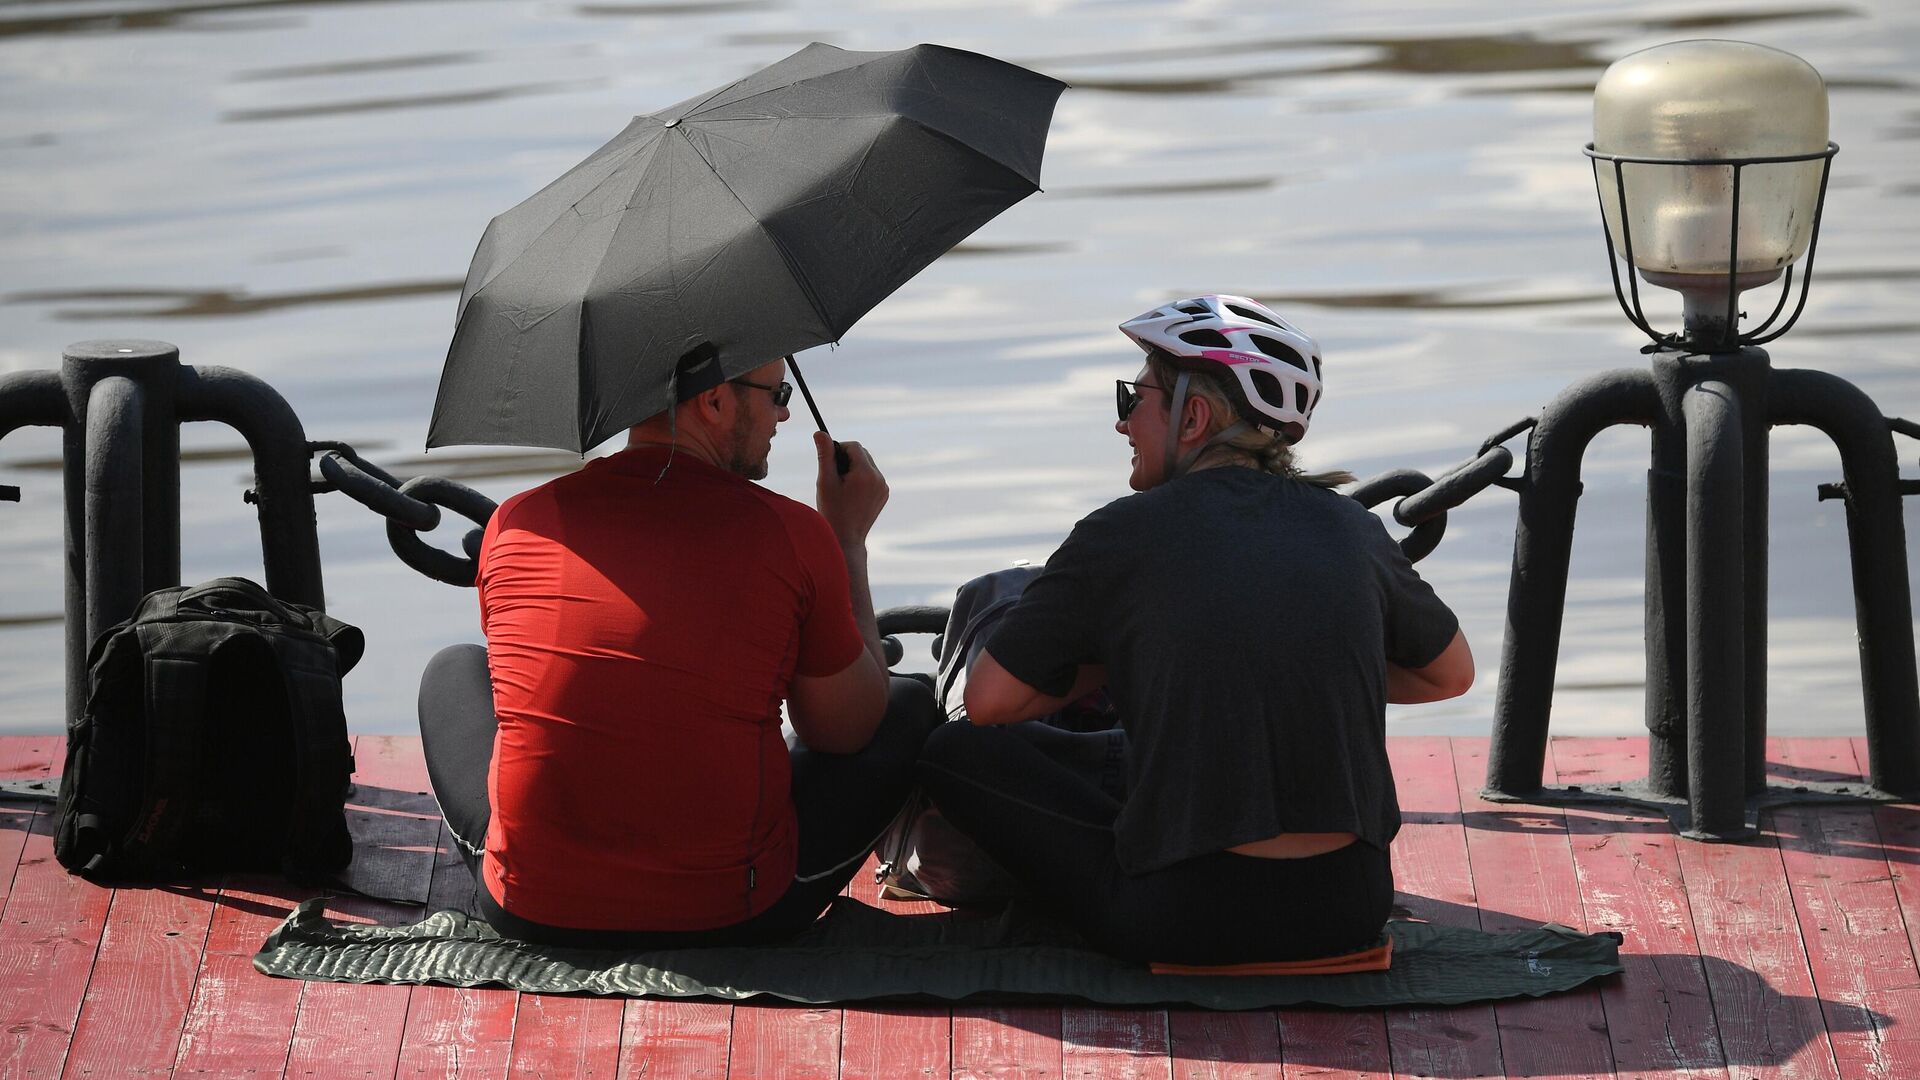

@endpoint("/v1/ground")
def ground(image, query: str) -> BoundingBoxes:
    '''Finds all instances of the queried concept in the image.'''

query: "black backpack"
[53,576,363,883]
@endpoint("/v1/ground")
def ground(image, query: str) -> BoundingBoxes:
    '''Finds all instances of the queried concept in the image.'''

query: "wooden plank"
[1774,738,1920,1080]
[1062,1007,1169,1079]
[506,991,625,1077]
[1276,1010,1389,1080]
[725,1003,843,1079]
[61,878,220,1076]
[1381,736,1504,1080]
[288,733,446,1077]
[171,734,355,1075]
[618,998,734,1079]
[1672,742,1838,1080]
[1452,737,1615,1079]
[1856,737,1920,1079]
[394,819,518,1079]
[838,853,952,1080]
[841,1005,951,1080]
[1550,737,1725,1079]
[952,1005,1063,1080]
[0,734,110,1080]
[0,737,59,915]
[1167,1009,1279,1080]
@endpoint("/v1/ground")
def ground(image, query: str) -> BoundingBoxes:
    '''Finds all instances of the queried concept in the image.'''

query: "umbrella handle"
[787,356,852,475]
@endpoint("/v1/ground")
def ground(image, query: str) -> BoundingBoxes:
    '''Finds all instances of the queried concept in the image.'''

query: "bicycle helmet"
[1118,294,1323,443]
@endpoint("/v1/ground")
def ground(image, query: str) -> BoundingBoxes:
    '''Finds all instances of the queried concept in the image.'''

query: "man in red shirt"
[419,351,941,947]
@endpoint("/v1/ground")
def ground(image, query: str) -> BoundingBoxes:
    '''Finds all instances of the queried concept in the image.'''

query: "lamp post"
[1481,40,1920,840]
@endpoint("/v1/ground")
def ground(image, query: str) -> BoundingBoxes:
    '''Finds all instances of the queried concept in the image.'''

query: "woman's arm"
[1386,628,1473,703]
[964,650,1107,726]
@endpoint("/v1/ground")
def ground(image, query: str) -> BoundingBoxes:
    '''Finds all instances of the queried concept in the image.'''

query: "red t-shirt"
[474,446,865,930]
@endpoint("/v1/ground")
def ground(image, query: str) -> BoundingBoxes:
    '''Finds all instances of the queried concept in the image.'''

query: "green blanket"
[255,897,1621,1009]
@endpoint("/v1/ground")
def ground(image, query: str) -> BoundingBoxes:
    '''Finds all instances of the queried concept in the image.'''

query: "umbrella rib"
[669,126,840,340]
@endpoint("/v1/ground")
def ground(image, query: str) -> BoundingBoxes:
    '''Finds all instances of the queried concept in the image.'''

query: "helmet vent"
[1248,369,1289,409]
[1294,382,1309,414]
[1179,328,1233,348]
[1177,302,1211,315]
[1311,355,1323,380]
[1226,303,1281,328]
[1250,335,1309,372]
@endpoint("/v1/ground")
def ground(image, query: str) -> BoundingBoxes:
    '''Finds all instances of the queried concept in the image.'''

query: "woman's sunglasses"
[1115,379,1163,422]
[734,378,794,407]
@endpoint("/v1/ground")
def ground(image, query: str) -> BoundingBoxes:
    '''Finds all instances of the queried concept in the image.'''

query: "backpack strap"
[263,630,358,880]
[125,624,224,878]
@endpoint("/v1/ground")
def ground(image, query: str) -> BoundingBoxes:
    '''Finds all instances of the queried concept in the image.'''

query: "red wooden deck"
[3,734,1917,1078]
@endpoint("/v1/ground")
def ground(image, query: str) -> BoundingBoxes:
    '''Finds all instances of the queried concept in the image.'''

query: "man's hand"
[815,431,889,548]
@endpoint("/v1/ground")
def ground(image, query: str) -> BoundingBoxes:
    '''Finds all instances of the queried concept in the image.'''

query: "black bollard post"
[1772,367,1920,797]
[59,341,183,723]
[1682,379,1752,839]
[176,365,325,610]
[1644,356,1690,799]
[1485,367,1661,798]
[83,376,146,651]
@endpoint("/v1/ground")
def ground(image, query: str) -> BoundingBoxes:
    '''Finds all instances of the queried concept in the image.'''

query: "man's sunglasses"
[1115,379,1164,422]
[735,378,794,407]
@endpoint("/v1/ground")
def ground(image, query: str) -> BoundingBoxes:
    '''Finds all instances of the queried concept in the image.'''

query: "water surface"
[2,0,1916,739]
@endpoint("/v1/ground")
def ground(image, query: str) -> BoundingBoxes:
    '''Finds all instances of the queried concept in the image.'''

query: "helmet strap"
[1160,371,1191,482]
[1161,370,1254,482]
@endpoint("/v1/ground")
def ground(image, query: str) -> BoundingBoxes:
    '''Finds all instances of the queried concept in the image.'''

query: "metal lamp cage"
[1584,141,1838,354]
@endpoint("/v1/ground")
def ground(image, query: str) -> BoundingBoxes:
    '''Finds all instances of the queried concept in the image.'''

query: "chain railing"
[1350,417,1533,563]
[306,417,1540,593]
[306,442,498,587]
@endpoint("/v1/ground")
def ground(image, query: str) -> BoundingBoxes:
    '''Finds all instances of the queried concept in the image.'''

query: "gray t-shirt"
[983,467,1459,874]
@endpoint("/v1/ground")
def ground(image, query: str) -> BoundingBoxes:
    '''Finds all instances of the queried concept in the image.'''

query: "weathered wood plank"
[1062,1007,1170,1079]
[953,1005,1063,1080]
[1452,737,1614,1079]
[1673,746,1838,1079]
[1550,736,1724,1078]
[837,853,952,1080]
[170,875,314,1073]
[171,735,352,1075]
[1775,737,1920,1080]
[0,737,59,916]
[506,992,625,1077]
[1166,1010,1279,1080]
[617,998,733,1079]
[288,733,445,1077]
[394,822,517,1079]
[726,1004,843,1079]
[1382,736,1505,1080]
[61,879,219,1076]
[1854,737,1920,1080]
[841,1005,951,1080]
[0,734,107,1080]
[1276,1010,1390,1080]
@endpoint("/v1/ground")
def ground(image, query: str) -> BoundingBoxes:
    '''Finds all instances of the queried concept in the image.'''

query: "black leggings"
[916,720,1394,965]
[418,643,942,949]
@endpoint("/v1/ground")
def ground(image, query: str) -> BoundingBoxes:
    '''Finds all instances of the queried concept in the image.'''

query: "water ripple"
[234,50,484,82]
[7,280,463,319]
[222,79,604,122]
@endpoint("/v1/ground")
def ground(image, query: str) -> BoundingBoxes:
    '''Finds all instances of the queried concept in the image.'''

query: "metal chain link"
[308,441,498,586]
[1349,416,1534,563]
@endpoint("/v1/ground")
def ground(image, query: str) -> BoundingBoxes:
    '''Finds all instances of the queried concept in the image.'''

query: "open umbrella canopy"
[428,42,1065,452]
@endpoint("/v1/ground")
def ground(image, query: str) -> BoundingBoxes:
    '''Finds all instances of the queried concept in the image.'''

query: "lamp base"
[1639,268,1785,351]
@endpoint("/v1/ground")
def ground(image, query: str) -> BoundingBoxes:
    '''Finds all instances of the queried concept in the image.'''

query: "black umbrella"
[428,42,1065,452]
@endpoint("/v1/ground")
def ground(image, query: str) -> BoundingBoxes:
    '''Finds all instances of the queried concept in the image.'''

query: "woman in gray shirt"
[916,295,1473,964]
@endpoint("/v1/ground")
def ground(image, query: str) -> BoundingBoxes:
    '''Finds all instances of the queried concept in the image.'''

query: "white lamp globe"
[1593,39,1829,282]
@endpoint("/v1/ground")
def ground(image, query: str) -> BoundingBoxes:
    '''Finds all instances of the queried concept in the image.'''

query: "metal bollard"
[0,340,327,727]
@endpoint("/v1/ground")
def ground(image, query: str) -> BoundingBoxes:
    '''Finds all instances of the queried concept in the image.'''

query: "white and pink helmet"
[1118,294,1323,443]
